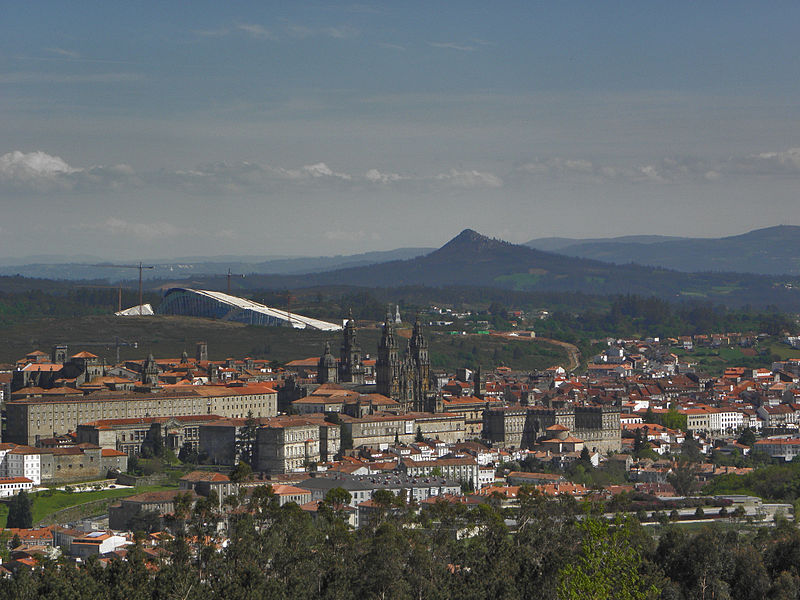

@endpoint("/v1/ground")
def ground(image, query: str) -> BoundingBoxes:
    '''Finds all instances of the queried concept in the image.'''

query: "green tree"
[557,516,658,600]
[235,410,258,466]
[667,459,699,496]
[230,460,253,483]
[738,427,757,447]
[661,409,687,432]
[6,491,33,529]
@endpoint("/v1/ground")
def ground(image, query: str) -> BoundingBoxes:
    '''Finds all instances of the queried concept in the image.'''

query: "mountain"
[526,225,800,275]
[0,247,434,281]
[169,229,800,310]
[526,235,687,253]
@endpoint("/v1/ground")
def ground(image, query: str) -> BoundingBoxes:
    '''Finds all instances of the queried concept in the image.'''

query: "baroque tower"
[317,341,338,384]
[376,308,401,400]
[141,353,159,387]
[408,315,431,411]
[339,311,365,384]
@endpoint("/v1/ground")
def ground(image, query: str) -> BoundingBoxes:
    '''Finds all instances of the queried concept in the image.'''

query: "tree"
[415,426,424,442]
[667,459,699,496]
[738,427,757,447]
[320,487,352,523]
[680,435,703,463]
[178,441,199,464]
[557,516,658,600]
[7,491,33,529]
[230,461,253,483]
[661,409,687,432]
[235,410,258,466]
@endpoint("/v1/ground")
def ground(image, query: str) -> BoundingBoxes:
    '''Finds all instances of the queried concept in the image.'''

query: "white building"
[70,532,129,558]
[0,476,33,497]
[6,446,42,485]
[708,409,744,434]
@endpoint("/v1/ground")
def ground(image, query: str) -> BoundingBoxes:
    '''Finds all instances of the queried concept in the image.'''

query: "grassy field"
[0,315,568,372]
[0,484,178,527]
[671,339,795,376]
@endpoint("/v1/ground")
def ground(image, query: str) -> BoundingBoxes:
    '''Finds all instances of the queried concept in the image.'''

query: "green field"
[671,340,793,375]
[0,315,568,372]
[0,484,179,527]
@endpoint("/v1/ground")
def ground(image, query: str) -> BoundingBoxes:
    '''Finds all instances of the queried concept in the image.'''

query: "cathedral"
[376,309,437,413]
[318,309,438,413]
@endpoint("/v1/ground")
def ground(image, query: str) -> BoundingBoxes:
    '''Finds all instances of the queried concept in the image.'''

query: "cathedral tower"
[376,308,401,400]
[318,341,338,384]
[141,353,159,387]
[408,315,431,411]
[339,311,365,384]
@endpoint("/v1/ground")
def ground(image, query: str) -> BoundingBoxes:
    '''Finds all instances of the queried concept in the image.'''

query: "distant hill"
[526,225,800,275]
[0,247,433,282]
[526,234,687,253]
[169,229,800,310]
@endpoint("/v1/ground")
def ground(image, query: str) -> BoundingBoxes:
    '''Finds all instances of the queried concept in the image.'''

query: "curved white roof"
[180,289,342,331]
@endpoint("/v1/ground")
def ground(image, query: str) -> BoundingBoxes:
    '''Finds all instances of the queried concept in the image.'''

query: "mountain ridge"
[526,225,800,275]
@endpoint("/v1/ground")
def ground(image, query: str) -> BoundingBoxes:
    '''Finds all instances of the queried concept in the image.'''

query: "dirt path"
[535,336,582,371]
[489,332,582,371]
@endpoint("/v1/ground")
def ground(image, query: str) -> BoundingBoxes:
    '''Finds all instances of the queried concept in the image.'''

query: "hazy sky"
[2,1,800,259]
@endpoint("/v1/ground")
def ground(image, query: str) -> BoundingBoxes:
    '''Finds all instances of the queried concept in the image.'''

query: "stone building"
[376,312,434,412]
[109,489,198,531]
[339,313,365,384]
[199,414,340,472]
[76,414,222,455]
[5,382,278,445]
[340,412,466,449]
[482,404,621,453]
[317,342,338,384]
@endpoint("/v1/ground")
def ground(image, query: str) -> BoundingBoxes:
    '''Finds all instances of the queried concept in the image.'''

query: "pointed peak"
[436,229,512,254]
[453,228,484,242]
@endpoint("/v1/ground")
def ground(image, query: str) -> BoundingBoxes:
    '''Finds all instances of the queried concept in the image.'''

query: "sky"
[2,1,800,260]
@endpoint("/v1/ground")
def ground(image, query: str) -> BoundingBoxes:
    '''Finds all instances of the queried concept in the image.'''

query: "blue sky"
[2,2,800,258]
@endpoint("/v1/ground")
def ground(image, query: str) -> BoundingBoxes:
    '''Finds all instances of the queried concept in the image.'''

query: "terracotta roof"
[180,470,230,483]
[101,449,127,457]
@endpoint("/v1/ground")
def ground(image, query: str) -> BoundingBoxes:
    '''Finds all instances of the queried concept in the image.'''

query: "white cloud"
[44,47,80,59]
[435,169,503,188]
[429,42,474,52]
[731,148,800,175]
[365,168,403,183]
[325,26,358,39]
[236,23,276,40]
[298,162,352,180]
[0,150,77,179]
[378,42,406,51]
[0,150,139,191]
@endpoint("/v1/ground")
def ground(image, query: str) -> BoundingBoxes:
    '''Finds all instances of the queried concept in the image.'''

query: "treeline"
[536,295,795,343]
[3,488,800,599]
[0,288,161,327]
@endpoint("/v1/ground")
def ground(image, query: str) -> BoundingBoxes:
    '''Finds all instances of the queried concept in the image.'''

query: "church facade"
[319,309,437,414]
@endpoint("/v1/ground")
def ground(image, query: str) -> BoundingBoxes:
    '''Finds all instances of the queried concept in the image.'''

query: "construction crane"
[92,262,155,315]
[68,337,139,364]
[286,290,295,328]
[75,283,127,312]
[226,268,245,295]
